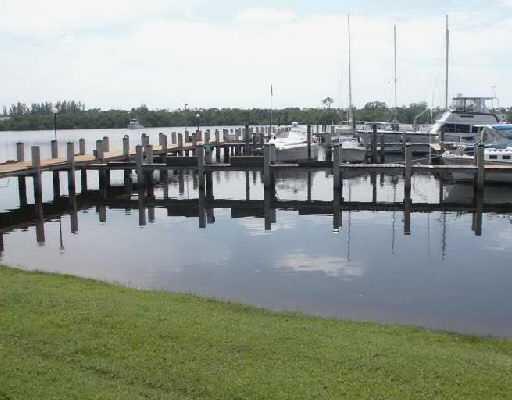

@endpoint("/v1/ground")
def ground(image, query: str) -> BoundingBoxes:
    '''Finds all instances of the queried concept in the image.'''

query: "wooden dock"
[0,128,509,245]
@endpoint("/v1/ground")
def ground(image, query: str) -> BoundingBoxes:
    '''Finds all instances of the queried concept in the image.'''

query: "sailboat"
[338,14,367,163]
[356,24,436,154]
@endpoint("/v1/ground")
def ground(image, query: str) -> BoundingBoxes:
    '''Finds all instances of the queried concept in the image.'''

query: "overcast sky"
[0,0,510,110]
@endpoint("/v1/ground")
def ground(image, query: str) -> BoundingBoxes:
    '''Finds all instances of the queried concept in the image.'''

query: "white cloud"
[279,253,364,279]
[235,8,297,25]
[0,4,511,109]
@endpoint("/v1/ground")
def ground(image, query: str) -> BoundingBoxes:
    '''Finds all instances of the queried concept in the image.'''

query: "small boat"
[442,124,512,183]
[128,118,144,129]
[335,136,367,163]
[269,123,319,162]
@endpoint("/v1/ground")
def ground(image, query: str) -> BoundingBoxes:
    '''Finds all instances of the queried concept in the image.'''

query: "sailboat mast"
[394,24,398,120]
[348,15,355,130]
[445,15,450,110]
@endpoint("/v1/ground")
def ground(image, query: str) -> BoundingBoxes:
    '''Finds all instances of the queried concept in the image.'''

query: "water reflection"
[1,167,512,337]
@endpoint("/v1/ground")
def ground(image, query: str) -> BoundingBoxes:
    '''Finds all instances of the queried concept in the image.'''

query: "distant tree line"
[1,100,509,132]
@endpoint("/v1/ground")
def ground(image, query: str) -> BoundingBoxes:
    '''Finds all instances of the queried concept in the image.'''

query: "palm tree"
[322,97,334,109]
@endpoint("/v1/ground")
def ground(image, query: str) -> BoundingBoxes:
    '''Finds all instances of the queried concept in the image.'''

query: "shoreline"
[1,265,511,399]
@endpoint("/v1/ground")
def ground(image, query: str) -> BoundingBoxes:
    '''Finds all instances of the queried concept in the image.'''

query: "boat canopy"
[478,124,512,148]
[451,97,493,113]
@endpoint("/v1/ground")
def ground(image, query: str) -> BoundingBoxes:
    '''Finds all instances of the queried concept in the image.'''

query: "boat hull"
[274,144,319,162]
[341,147,367,163]
[442,155,512,184]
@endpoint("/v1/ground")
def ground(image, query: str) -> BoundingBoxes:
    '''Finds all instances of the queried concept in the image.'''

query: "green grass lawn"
[1,266,511,399]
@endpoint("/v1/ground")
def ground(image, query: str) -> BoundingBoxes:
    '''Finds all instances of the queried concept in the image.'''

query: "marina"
[1,126,512,337]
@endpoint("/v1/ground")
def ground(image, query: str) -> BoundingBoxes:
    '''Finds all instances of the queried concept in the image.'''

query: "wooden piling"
[333,144,341,190]
[81,168,88,193]
[135,145,144,185]
[371,124,378,163]
[103,136,110,153]
[95,139,104,161]
[197,145,205,190]
[264,144,273,188]
[307,125,312,160]
[178,133,183,155]
[18,175,27,206]
[31,146,42,204]
[123,135,130,157]
[404,144,412,194]
[171,132,177,145]
[67,142,76,195]
[16,142,24,162]
[379,134,385,163]
[51,140,58,159]
[476,144,485,192]
[79,138,86,155]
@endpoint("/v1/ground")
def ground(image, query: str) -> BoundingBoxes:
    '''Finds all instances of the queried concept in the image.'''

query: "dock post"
[243,124,249,155]
[379,134,385,163]
[16,142,25,162]
[476,144,485,192]
[141,133,149,147]
[473,187,483,236]
[50,139,60,198]
[198,175,206,229]
[81,168,88,193]
[192,131,197,155]
[371,124,378,163]
[215,129,220,143]
[171,132,177,145]
[264,187,273,231]
[79,138,86,155]
[16,143,27,206]
[144,144,154,187]
[197,145,205,190]
[333,144,342,231]
[135,145,144,186]
[31,146,42,205]
[103,136,110,153]
[67,142,76,196]
[185,130,190,143]
[51,139,58,159]
[307,125,312,160]
[205,130,210,145]
[404,196,412,236]
[223,144,230,163]
[178,133,184,156]
[404,144,412,235]
[333,144,341,190]
[404,144,412,195]
[264,144,274,188]
[123,135,130,157]
[95,139,104,161]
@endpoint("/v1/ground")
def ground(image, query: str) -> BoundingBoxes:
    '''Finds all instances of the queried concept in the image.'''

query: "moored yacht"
[128,118,144,129]
[442,124,512,183]
[432,97,499,145]
[269,123,319,162]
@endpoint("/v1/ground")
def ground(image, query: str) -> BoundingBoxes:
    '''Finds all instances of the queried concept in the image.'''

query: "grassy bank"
[1,266,511,399]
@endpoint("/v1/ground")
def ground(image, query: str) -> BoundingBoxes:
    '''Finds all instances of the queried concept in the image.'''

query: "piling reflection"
[1,168,509,252]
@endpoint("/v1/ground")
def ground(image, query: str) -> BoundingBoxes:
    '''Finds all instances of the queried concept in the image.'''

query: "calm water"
[1,128,512,337]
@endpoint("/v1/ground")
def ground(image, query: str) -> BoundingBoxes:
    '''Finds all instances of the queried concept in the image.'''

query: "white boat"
[128,118,144,129]
[269,123,319,162]
[442,124,512,183]
[431,97,499,145]
[336,136,367,163]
